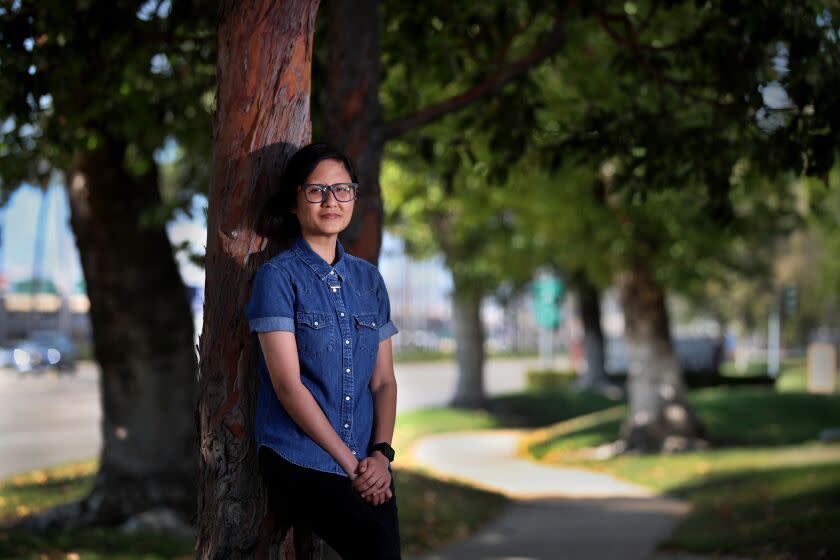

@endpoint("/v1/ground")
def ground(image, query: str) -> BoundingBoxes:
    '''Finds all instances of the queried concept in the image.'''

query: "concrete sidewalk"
[407,431,691,560]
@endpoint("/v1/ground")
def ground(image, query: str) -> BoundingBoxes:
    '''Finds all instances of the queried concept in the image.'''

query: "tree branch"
[485,6,540,67]
[382,12,566,141]
[642,17,722,52]
[637,0,660,35]
[595,11,726,107]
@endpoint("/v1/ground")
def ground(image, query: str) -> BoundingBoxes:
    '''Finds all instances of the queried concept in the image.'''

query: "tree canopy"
[0,0,216,217]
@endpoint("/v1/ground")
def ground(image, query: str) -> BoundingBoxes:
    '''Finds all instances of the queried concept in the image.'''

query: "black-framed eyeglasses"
[298,182,359,203]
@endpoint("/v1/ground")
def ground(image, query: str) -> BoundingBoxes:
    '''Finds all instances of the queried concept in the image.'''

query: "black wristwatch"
[369,441,395,462]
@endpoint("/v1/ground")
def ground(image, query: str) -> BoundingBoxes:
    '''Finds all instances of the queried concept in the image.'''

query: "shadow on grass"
[0,463,508,558]
[521,386,840,458]
[395,385,622,454]
[394,468,508,554]
[485,387,621,428]
[660,461,840,559]
[0,527,193,560]
[690,388,840,447]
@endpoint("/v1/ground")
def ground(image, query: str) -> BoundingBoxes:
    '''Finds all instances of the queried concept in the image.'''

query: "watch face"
[374,443,395,461]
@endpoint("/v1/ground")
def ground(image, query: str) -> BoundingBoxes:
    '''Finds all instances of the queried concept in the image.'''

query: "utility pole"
[768,306,781,378]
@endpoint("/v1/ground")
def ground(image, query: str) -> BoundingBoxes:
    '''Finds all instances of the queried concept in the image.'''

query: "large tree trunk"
[195,1,321,558]
[17,140,198,531]
[450,283,486,408]
[323,0,383,263]
[618,263,706,453]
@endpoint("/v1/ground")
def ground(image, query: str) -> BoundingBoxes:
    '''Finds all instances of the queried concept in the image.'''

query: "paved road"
[0,363,101,478]
[0,356,557,478]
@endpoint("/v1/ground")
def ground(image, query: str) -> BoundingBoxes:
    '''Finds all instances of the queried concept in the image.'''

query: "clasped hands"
[350,452,392,506]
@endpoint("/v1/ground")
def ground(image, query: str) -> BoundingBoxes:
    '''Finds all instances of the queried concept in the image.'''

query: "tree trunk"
[195,1,321,559]
[450,283,486,408]
[323,0,383,263]
[618,263,706,453]
[16,140,199,531]
[577,277,610,389]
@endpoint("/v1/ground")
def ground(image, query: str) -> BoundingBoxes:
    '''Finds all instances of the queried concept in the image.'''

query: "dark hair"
[266,142,358,242]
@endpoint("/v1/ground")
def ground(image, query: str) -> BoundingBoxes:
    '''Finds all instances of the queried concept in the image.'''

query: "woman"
[245,143,401,559]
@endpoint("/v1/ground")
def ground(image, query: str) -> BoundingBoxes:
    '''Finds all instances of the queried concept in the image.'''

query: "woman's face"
[292,159,355,238]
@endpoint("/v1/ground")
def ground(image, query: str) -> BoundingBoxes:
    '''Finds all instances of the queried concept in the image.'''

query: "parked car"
[0,344,11,369]
[10,330,78,374]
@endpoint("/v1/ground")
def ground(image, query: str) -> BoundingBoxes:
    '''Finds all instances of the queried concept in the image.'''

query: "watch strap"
[369,441,395,462]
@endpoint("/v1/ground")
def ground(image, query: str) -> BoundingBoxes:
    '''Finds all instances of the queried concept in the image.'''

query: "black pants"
[258,446,401,560]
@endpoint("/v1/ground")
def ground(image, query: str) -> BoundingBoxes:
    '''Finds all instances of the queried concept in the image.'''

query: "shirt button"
[345,395,351,401]
[351,450,357,455]
[330,270,335,275]
[344,423,350,428]
[346,368,350,373]
[340,312,345,317]
[313,321,319,326]
[345,339,350,344]
[372,322,376,326]
[332,288,337,292]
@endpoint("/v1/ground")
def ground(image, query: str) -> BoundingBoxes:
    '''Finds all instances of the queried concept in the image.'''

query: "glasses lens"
[333,183,358,202]
[303,185,325,203]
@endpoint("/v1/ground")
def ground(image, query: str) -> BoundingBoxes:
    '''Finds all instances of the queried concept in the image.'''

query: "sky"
[1,182,82,293]
[0,183,215,293]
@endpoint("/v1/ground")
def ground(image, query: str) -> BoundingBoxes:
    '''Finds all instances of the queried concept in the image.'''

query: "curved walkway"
[407,430,691,560]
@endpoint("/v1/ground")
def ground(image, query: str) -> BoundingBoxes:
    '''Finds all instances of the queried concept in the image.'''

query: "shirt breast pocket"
[353,312,380,356]
[295,311,335,357]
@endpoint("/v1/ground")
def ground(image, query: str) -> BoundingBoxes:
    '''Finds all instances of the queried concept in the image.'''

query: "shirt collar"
[292,234,348,282]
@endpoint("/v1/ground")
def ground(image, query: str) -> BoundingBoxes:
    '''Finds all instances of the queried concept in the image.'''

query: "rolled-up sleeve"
[245,263,295,333]
[375,270,398,342]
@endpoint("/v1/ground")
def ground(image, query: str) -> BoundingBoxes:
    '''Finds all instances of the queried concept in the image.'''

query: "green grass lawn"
[394,386,620,452]
[0,459,506,558]
[0,460,194,559]
[520,364,840,559]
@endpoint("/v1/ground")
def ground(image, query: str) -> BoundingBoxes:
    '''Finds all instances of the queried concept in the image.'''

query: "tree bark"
[323,0,384,264]
[618,262,706,453]
[576,277,610,388]
[196,1,320,558]
[15,140,199,531]
[450,282,486,408]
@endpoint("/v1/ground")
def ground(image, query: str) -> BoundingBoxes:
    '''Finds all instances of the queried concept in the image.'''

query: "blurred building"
[379,233,545,353]
[0,284,91,344]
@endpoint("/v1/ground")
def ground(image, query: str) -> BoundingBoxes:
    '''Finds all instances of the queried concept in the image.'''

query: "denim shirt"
[245,234,398,476]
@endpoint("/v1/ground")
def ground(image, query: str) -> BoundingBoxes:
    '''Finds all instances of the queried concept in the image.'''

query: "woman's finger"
[363,473,383,492]
[361,474,384,497]
[352,468,375,489]
[371,477,388,494]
